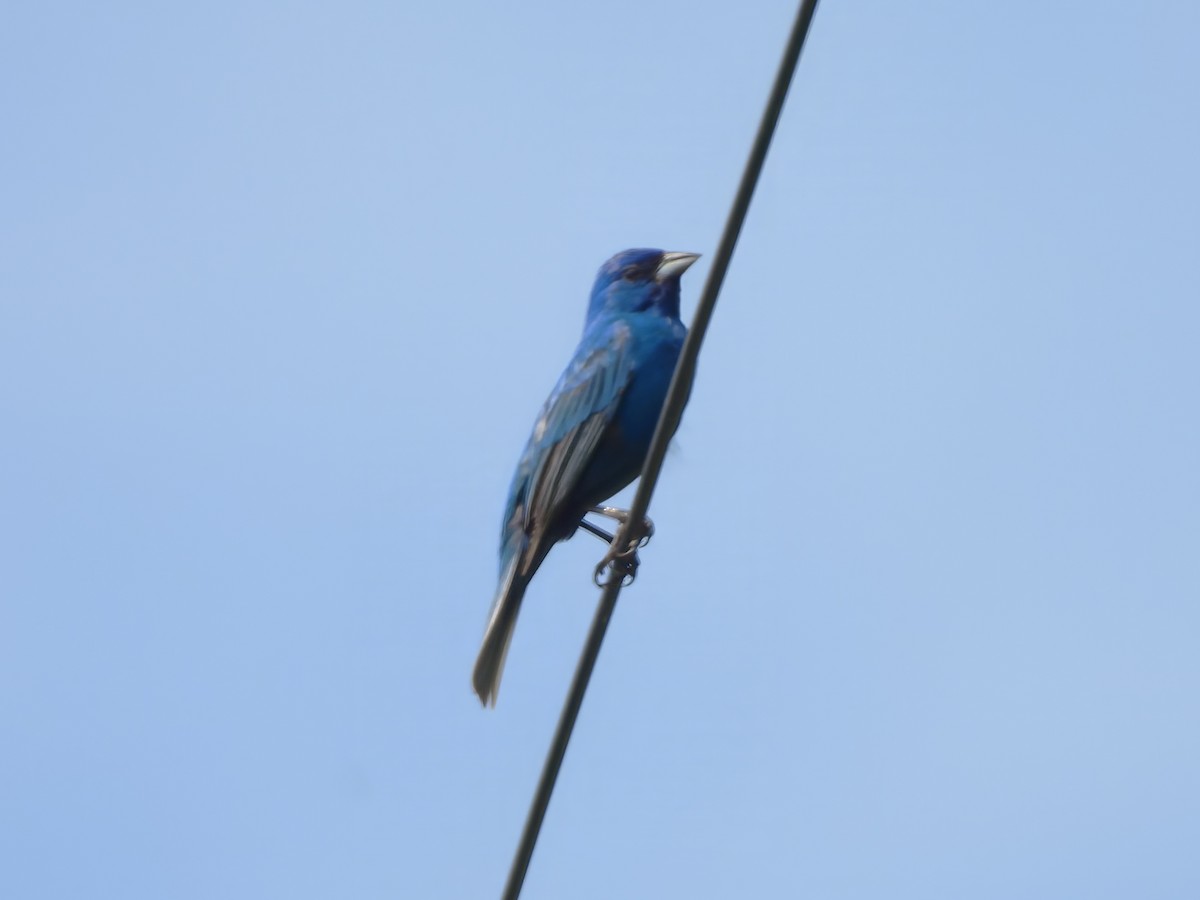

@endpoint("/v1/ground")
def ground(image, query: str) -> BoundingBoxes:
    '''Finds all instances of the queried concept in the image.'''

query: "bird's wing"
[476,320,635,706]
[511,320,635,556]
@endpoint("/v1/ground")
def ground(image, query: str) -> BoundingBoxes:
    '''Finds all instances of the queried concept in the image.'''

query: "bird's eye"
[621,266,643,282]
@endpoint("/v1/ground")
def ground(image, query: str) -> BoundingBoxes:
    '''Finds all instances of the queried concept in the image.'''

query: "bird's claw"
[638,518,654,549]
[593,542,640,588]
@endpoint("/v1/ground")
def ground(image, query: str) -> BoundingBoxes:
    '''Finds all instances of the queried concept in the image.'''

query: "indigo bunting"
[473,248,700,706]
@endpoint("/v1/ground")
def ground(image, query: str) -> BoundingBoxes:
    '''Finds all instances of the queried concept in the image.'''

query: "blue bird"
[473,248,700,706]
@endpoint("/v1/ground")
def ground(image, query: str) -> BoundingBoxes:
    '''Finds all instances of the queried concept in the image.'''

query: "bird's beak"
[655,251,701,282]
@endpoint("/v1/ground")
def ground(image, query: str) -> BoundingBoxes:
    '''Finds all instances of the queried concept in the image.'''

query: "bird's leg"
[587,506,655,549]
[583,508,653,588]
[577,518,617,545]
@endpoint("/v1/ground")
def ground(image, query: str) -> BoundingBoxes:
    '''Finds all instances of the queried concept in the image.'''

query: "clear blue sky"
[3,2,1198,897]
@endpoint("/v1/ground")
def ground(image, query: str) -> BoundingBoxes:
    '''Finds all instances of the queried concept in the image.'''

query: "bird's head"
[586,248,700,325]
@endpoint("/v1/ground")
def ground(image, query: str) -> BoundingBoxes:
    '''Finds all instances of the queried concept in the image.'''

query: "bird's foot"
[580,508,653,587]
[592,540,640,588]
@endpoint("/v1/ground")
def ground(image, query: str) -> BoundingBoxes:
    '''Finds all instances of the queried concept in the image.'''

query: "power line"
[500,2,822,897]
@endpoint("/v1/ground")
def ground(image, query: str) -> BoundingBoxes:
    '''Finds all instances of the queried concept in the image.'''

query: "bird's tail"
[473,554,529,707]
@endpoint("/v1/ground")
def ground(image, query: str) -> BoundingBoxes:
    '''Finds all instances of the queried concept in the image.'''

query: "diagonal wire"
[501,2,821,897]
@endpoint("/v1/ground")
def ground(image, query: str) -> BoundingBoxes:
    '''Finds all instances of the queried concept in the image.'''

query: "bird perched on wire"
[473,248,701,707]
